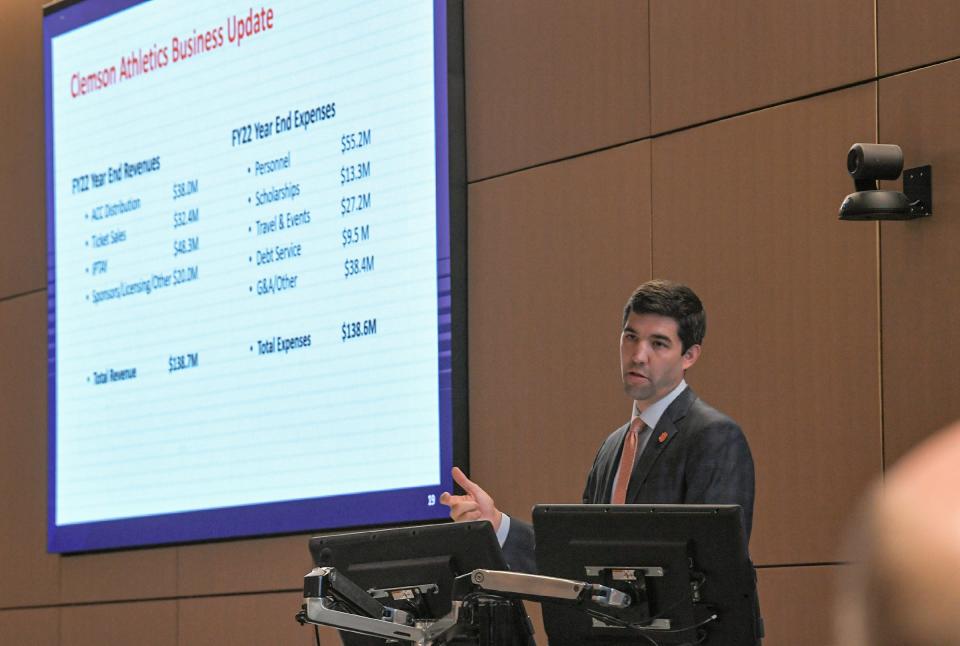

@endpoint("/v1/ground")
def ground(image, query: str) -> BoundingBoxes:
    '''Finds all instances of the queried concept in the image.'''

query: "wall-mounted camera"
[839,143,932,221]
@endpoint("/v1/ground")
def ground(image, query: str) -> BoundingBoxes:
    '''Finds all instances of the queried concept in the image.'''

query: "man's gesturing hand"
[439,467,502,531]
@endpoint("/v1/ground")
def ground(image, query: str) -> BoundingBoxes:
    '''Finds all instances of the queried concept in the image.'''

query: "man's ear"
[682,344,701,371]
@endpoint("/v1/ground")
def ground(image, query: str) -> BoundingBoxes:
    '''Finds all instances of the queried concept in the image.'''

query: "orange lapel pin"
[658,431,668,443]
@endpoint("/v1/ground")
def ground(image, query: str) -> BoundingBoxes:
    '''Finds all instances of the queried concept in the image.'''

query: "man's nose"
[632,343,649,363]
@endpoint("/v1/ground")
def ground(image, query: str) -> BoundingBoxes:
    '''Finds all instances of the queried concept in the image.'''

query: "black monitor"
[533,504,760,646]
[309,520,528,646]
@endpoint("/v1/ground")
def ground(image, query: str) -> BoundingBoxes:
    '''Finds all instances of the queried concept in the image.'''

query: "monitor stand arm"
[297,566,463,646]
[297,566,629,645]
[301,595,463,646]
[451,569,631,609]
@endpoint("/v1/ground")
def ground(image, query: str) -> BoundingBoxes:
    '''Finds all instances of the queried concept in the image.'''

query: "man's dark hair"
[622,279,706,353]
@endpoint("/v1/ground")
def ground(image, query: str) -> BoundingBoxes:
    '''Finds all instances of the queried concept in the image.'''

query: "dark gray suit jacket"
[502,386,755,574]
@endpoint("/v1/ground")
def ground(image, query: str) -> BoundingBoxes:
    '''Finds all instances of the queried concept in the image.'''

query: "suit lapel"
[625,386,697,502]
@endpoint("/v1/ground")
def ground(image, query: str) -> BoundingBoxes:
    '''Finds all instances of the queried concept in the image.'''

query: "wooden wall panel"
[177,533,312,596]
[61,601,177,646]
[757,565,840,645]
[651,85,881,565]
[464,0,649,181]
[0,0,47,297]
[0,608,59,645]
[0,292,59,608]
[650,0,874,134]
[5,1,946,643]
[178,592,324,646]
[60,547,177,603]
[879,60,960,467]
[878,1,960,74]
[468,141,651,522]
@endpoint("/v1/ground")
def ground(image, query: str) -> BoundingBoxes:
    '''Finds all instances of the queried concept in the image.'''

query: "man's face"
[620,312,700,409]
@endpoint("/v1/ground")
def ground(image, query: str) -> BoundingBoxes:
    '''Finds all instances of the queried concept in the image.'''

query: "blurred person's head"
[836,420,960,646]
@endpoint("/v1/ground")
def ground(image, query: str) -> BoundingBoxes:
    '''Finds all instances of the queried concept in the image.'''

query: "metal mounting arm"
[456,569,631,609]
[299,567,461,646]
[298,566,631,645]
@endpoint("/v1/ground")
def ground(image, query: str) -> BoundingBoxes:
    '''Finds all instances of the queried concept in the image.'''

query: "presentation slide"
[44,0,460,552]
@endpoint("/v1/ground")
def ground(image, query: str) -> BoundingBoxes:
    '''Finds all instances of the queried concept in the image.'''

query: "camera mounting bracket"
[902,165,933,218]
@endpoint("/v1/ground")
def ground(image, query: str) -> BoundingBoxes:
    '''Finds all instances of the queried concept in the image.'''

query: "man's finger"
[440,491,472,506]
[450,501,480,522]
[448,499,479,516]
[451,503,481,521]
[451,466,482,496]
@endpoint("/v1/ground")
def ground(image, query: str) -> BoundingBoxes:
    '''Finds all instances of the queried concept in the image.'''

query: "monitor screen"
[309,520,518,646]
[43,0,466,553]
[533,504,760,646]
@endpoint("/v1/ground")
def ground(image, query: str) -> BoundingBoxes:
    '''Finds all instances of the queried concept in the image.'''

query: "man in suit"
[440,279,755,574]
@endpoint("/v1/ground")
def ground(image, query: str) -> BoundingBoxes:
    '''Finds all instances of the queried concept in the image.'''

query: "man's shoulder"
[683,394,740,430]
[678,394,752,458]
[671,391,748,447]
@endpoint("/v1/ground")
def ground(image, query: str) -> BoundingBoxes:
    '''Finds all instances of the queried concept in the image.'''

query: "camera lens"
[847,143,903,180]
[847,146,863,175]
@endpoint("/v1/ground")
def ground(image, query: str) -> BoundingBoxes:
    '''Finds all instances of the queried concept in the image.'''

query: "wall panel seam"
[877,219,885,475]
[875,71,885,475]
[874,0,879,79]
[647,0,654,279]
[648,128,653,279]
[467,53,960,187]
[755,562,848,569]
[0,588,301,612]
[646,0,653,145]
[0,287,45,304]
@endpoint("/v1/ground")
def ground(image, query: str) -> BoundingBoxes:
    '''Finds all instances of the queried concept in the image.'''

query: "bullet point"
[85,267,89,273]
[248,197,251,204]
[248,226,252,232]
[247,167,251,173]
[249,345,253,352]
[248,256,252,262]
[85,294,89,300]
[249,286,252,292]
[84,240,89,247]
[86,376,90,382]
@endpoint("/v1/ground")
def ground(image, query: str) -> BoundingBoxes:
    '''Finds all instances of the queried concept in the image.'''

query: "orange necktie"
[611,417,644,504]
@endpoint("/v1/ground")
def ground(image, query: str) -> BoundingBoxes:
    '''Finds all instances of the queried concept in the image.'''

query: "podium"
[298,506,761,645]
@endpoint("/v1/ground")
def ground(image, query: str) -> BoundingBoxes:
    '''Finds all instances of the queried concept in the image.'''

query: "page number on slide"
[427,494,437,506]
